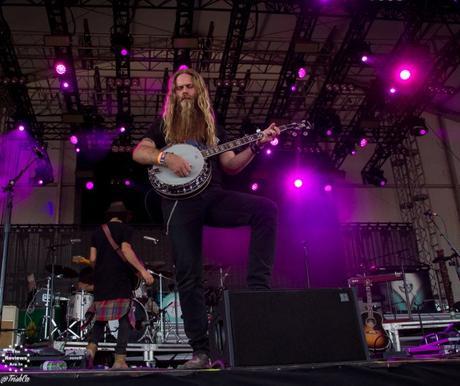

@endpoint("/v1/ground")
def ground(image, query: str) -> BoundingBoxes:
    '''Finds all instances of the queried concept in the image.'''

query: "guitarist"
[84,201,154,369]
[133,68,280,369]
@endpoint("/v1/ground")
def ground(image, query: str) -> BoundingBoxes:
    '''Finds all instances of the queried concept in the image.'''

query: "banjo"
[148,121,308,199]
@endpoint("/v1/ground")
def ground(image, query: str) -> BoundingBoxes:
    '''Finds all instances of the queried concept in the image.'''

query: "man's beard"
[174,97,205,139]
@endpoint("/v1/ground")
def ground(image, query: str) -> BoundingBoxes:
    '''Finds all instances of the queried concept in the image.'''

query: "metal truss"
[173,0,195,70]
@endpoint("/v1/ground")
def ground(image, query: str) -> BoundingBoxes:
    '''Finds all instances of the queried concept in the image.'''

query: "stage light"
[361,55,368,63]
[37,179,44,186]
[325,129,333,137]
[290,84,297,92]
[62,81,70,89]
[55,62,67,75]
[70,135,78,145]
[250,182,259,192]
[75,147,81,153]
[297,67,307,79]
[120,48,129,56]
[17,124,25,132]
[359,138,368,148]
[399,69,411,81]
[362,168,387,187]
[265,148,272,155]
[85,181,94,190]
[270,138,279,146]
[324,184,332,192]
[294,179,303,188]
[178,64,189,70]
[119,126,126,133]
[389,87,397,94]
[350,148,357,156]
[408,117,428,136]
[123,179,132,187]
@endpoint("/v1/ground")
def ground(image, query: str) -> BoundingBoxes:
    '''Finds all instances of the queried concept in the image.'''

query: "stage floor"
[3,358,460,386]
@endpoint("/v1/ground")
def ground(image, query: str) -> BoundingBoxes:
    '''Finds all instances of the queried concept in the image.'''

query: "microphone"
[143,236,159,244]
[33,145,45,159]
[70,239,82,244]
[424,210,438,217]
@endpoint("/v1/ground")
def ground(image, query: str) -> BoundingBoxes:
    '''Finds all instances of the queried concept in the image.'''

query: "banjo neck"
[200,122,303,159]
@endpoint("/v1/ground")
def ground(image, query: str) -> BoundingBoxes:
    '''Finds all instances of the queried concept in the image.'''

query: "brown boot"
[111,354,129,370]
[83,343,97,369]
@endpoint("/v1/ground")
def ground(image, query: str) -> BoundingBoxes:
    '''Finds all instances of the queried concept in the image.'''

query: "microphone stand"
[0,157,39,331]
[302,241,311,289]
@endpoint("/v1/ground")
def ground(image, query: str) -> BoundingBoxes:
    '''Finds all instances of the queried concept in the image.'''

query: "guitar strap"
[101,223,128,263]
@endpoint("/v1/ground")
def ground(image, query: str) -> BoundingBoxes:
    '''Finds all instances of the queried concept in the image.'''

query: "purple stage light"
[325,129,333,137]
[178,64,189,70]
[361,55,368,63]
[70,135,78,145]
[270,137,279,146]
[17,124,25,132]
[399,69,411,81]
[119,126,126,133]
[379,179,387,187]
[37,179,44,186]
[324,184,332,192]
[120,48,129,56]
[389,87,397,94]
[418,128,427,136]
[290,85,297,92]
[265,148,272,155]
[294,179,303,188]
[75,147,81,153]
[85,181,94,190]
[55,63,67,75]
[297,67,307,79]
[350,149,357,156]
[62,81,70,89]
[250,182,259,191]
[359,138,368,148]
[123,179,132,187]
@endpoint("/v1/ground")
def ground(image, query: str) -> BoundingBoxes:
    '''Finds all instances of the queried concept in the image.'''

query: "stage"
[4,358,460,386]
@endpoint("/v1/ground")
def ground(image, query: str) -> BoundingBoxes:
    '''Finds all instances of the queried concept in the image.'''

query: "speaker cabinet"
[210,288,368,367]
[1,305,19,348]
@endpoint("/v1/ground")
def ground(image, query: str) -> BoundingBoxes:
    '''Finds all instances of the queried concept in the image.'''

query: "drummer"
[76,266,94,292]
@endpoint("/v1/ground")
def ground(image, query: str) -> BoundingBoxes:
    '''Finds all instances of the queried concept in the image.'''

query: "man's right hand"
[141,269,154,285]
[164,152,192,177]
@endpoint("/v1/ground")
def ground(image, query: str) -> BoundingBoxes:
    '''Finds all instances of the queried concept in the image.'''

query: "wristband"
[159,151,168,166]
[156,151,163,165]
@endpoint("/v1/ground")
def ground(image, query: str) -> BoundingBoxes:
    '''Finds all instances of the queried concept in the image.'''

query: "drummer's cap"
[104,201,133,222]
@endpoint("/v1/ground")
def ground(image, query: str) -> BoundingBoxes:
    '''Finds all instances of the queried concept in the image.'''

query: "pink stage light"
[119,126,126,133]
[294,179,303,188]
[389,87,397,94]
[324,184,332,192]
[290,85,297,92]
[418,128,428,136]
[350,149,357,156]
[85,181,94,190]
[123,179,132,187]
[62,81,70,89]
[75,147,81,153]
[70,135,78,145]
[178,64,189,70]
[55,63,67,75]
[265,148,272,155]
[359,138,368,148]
[297,67,307,79]
[325,129,333,137]
[399,69,411,81]
[361,55,368,63]
[120,48,129,56]
[17,124,25,132]
[250,182,259,191]
[37,179,44,186]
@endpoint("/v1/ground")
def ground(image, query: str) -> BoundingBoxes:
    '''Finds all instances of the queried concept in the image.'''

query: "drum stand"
[40,275,62,341]
[58,290,88,340]
[164,288,182,343]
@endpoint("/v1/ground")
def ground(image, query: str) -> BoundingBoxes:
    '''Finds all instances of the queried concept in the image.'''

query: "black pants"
[162,186,278,355]
[88,313,131,355]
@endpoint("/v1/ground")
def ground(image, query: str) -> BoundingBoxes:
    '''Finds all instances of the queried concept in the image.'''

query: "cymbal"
[45,264,78,279]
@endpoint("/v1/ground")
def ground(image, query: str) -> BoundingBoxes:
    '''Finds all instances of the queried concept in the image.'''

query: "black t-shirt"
[91,222,135,301]
[144,119,228,188]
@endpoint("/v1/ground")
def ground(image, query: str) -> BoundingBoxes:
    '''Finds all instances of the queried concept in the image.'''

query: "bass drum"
[107,299,150,342]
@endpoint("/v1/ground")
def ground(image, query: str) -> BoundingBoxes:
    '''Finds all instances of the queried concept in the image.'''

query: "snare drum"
[67,290,94,321]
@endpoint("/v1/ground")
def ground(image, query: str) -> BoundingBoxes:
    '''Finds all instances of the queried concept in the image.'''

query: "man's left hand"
[258,123,280,145]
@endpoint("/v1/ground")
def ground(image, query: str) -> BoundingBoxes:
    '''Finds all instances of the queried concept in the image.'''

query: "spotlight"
[54,62,67,75]
[178,64,189,70]
[399,69,411,81]
[408,117,428,136]
[75,147,81,153]
[69,135,78,145]
[120,47,129,56]
[362,168,387,187]
[123,178,132,187]
[389,87,397,94]
[270,138,279,146]
[290,84,297,92]
[265,148,272,155]
[297,67,307,79]
[359,138,368,148]
[294,179,303,188]
[37,179,44,186]
[119,126,126,133]
[324,184,332,192]
[361,55,368,63]
[85,181,94,190]
[17,124,25,132]
[250,182,259,192]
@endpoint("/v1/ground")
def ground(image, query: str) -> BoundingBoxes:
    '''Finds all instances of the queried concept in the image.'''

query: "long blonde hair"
[162,68,217,146]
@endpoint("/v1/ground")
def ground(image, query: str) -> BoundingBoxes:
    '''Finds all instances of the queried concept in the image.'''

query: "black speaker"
[210,288,368,367]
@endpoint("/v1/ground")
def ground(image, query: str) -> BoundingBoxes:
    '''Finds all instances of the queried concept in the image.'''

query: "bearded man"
[133,68,280,369]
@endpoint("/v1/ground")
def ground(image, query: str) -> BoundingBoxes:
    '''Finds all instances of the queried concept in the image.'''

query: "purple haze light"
[325,129,333,137]
[120,48,129,56]
[290,85,297,92]
[359,138,368,148]
[379,179,387,187]
[62,81,70,89]
[119,126,126,133]
[265,148,272,155]
[250,182,259,191]
[75,147,81,153]
[294,179,303,188]
[361,55,368,63]
[389,87,397,94]
[324,184,332,192]
[399,69,411,81]
[418,128,428,136]
[123,179,132,187]
[70,135,78,145]
[55,63,67,75]
[297,67,307,79]
[350,149,357,156]
[85,181,94,190]
[37,179,44,185]
[178,64,189,70]
[17,124,25,132]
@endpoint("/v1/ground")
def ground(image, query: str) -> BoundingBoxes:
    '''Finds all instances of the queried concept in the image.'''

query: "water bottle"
[41,360,67,371]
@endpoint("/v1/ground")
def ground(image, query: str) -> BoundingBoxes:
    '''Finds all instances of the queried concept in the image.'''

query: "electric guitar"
[148,121,309,199]
[361,277,390,351]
